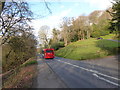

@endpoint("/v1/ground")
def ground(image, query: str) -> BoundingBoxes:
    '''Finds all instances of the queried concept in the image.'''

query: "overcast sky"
[27,0,113,38]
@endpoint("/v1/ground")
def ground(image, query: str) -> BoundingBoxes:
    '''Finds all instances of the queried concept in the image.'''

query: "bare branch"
[44,0,52,14]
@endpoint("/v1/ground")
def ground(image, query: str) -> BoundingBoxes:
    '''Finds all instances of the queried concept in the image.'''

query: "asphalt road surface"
[32,58,67,88]
[43,55,120,88]
[106,39,120,43]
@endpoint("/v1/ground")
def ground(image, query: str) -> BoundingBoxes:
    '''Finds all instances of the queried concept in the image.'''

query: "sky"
[27,0,113,38]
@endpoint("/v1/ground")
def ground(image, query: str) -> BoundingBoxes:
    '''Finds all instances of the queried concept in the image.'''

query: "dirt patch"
[2,64,37,88]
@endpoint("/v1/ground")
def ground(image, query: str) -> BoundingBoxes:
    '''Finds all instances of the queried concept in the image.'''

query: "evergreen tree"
[108,0,120,38]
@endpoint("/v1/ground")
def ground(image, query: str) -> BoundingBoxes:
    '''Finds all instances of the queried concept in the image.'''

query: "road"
[107,39,120,43]
[43,55,120,88]
[32,57,67,88]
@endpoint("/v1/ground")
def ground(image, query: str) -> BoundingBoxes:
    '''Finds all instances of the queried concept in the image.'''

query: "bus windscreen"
[46,50,53,53]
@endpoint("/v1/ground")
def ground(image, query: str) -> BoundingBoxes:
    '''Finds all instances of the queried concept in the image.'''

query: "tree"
[72,16,91,40]
[1,0,52,73]
[89,9,112,38]
[1,0,37,72]
[70,17,79,41]
[60,16,92,44]
[49,28,64,50]
[52,28,60,43]
[60,17,73,46]
[3,31,37,72]
[108,0,120,38]
[38,25,50,48]
[0,0,33,45]
[89,10,102,24]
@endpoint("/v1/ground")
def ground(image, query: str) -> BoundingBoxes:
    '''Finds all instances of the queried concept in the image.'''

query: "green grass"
[101,34,116,39]
[56,36,120,60]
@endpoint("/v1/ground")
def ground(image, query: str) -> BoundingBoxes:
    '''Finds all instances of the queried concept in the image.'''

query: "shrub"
[50,41,65,50]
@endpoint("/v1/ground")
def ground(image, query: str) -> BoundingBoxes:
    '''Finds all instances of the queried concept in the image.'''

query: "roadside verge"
[2,57,37,88]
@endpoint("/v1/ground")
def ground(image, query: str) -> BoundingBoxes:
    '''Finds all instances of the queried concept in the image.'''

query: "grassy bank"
[2,57,37,88]
[56,34,120,60]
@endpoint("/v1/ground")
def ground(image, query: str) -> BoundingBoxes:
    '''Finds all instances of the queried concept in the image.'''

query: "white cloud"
[84,0,113,9]
[60,5,65,8]
[30,8,72,38]
[60,8,72,17]
[74,3,80,6]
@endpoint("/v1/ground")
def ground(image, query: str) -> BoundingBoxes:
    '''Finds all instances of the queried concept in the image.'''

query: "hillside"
[56,34,120,60]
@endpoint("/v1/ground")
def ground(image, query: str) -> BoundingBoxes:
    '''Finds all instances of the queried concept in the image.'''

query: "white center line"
[57,59,120,86]
[93,73,120,87]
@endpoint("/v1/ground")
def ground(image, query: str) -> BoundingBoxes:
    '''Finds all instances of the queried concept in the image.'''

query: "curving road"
[43,55,120,88]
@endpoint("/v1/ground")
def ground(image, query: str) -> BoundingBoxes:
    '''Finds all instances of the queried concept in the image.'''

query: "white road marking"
[57,59,120,86]
[93,73,120,86]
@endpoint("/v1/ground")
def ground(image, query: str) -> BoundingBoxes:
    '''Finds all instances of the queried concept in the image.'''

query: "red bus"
[43,48,55,59]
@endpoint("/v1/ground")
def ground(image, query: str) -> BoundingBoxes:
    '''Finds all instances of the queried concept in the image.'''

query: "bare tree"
[38,25,50,48]
[60,17,73,46]
[52,28,60,43]
[71,16,90,40]
[0,0,33,45]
